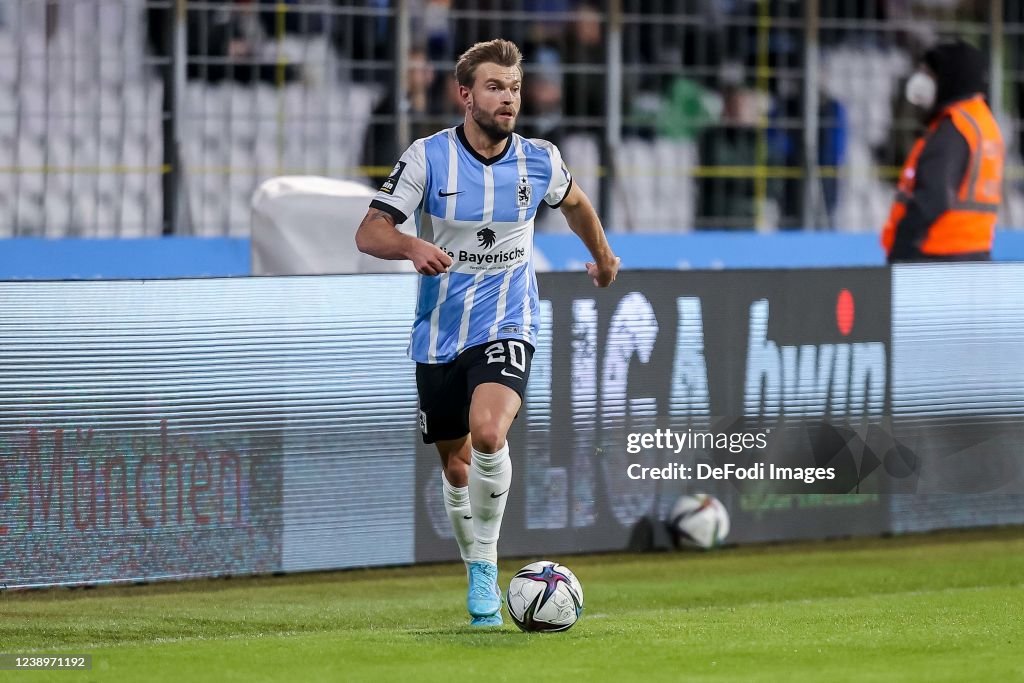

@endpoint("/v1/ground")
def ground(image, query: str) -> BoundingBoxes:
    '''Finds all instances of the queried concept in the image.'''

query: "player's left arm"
[558,183,620,287]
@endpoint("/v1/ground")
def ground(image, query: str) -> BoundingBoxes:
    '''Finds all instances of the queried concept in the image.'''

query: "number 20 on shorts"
[484,340,527,372]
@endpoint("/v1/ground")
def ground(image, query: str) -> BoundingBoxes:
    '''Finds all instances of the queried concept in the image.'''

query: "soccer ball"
[506,561,584,633]
[667,494,730,549]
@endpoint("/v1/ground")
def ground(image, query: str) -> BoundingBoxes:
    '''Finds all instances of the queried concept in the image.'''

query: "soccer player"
[355,38,620,627]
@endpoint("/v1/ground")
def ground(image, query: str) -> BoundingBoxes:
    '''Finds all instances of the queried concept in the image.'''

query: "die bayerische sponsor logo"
[439,235,526,266]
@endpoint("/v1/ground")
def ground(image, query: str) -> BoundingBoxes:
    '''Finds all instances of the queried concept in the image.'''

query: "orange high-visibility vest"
[882,95,1003,257]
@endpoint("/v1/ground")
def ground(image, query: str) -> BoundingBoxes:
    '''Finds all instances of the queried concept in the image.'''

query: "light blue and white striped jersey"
[370,125,573,364]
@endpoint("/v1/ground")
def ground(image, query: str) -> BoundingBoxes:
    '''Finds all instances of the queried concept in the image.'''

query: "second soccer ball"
[667,494,730,549]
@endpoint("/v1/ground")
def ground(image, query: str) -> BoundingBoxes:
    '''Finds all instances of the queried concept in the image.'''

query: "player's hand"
[408,239,453,276]
[586,256,620,287]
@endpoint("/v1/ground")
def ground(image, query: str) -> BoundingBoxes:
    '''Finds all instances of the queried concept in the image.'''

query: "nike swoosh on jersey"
[438,189,464,197]
[500,368,522,380]
[490,488,510,499]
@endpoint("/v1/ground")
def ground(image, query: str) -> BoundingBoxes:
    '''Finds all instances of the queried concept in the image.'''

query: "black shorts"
[416,339,534,444]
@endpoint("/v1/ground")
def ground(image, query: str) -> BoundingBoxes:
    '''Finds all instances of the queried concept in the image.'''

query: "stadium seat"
[606,137,696,232]
[15,191,45,235]
[118,193,148,237]
[44,194,73,236]
[833,139,899,235]
[0,173,13,236]
[654,140,696,232]
[536,134,600,234]
[0,32,16,88]
[0,98,16,139]
[16,135,45,173]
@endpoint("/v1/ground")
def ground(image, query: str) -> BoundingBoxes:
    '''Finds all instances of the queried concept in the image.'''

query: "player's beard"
[473,106,516,143]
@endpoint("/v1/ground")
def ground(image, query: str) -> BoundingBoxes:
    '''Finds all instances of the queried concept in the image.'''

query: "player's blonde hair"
[454,39,523,87]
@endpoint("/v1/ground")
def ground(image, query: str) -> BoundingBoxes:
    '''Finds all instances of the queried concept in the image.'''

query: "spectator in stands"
[438,74,468,127]
[1005,0,1024,165]
[332,0,392,85]
[658,77,715,142]
[256,0,326,37]
[816,95,847,223]
[362,48,438,187]
[767,77,848,229]
[519,46,564,144]
[423,0,454,64]
[147,1,303,85]
[621,0,686,118]
[882,40,1004,262]
[696,65,760,228]
[451,0,526,57]
[562,3,605,137]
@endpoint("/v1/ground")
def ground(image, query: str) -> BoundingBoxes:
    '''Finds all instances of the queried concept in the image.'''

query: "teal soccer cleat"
[466,560,502,617]
[470,613,503,627]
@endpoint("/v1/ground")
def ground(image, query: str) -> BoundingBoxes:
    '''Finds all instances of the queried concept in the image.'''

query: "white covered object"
[251,175,416,275]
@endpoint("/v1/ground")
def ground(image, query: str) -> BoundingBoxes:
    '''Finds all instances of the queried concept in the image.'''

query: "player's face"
[464,62,522,142]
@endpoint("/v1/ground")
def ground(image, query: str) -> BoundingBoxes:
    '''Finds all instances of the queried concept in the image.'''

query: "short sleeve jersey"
[369,125,573,364]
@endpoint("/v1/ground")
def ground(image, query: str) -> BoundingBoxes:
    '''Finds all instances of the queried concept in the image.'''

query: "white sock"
[468,441,512,564]
[441,470,475,562]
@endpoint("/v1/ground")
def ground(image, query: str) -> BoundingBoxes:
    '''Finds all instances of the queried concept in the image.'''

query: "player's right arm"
[354,138,453,276]
[355,208,452,276]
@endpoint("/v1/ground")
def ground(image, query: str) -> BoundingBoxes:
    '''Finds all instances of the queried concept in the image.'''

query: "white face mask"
[905,71,937,109]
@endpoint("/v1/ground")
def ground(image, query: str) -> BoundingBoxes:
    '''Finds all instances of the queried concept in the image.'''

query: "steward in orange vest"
[882,41,1004,262]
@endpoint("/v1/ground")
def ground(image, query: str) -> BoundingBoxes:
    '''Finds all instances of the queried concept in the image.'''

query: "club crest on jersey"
[477,227,497,248]
[516,176,532,208]
[379,160,406,195]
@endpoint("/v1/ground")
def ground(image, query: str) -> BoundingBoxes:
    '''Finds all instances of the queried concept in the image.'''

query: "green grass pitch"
[2,528,1022,682]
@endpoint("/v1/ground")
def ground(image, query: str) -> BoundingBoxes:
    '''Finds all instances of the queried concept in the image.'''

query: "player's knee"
[445,458,469,487]
[470,427,506,454]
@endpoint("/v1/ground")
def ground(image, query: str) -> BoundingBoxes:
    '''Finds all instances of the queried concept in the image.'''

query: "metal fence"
[0,0,1018,237]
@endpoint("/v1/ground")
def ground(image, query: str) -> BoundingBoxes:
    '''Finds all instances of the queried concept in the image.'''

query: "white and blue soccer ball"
[668,494,730,549]
[507,561,584,633]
